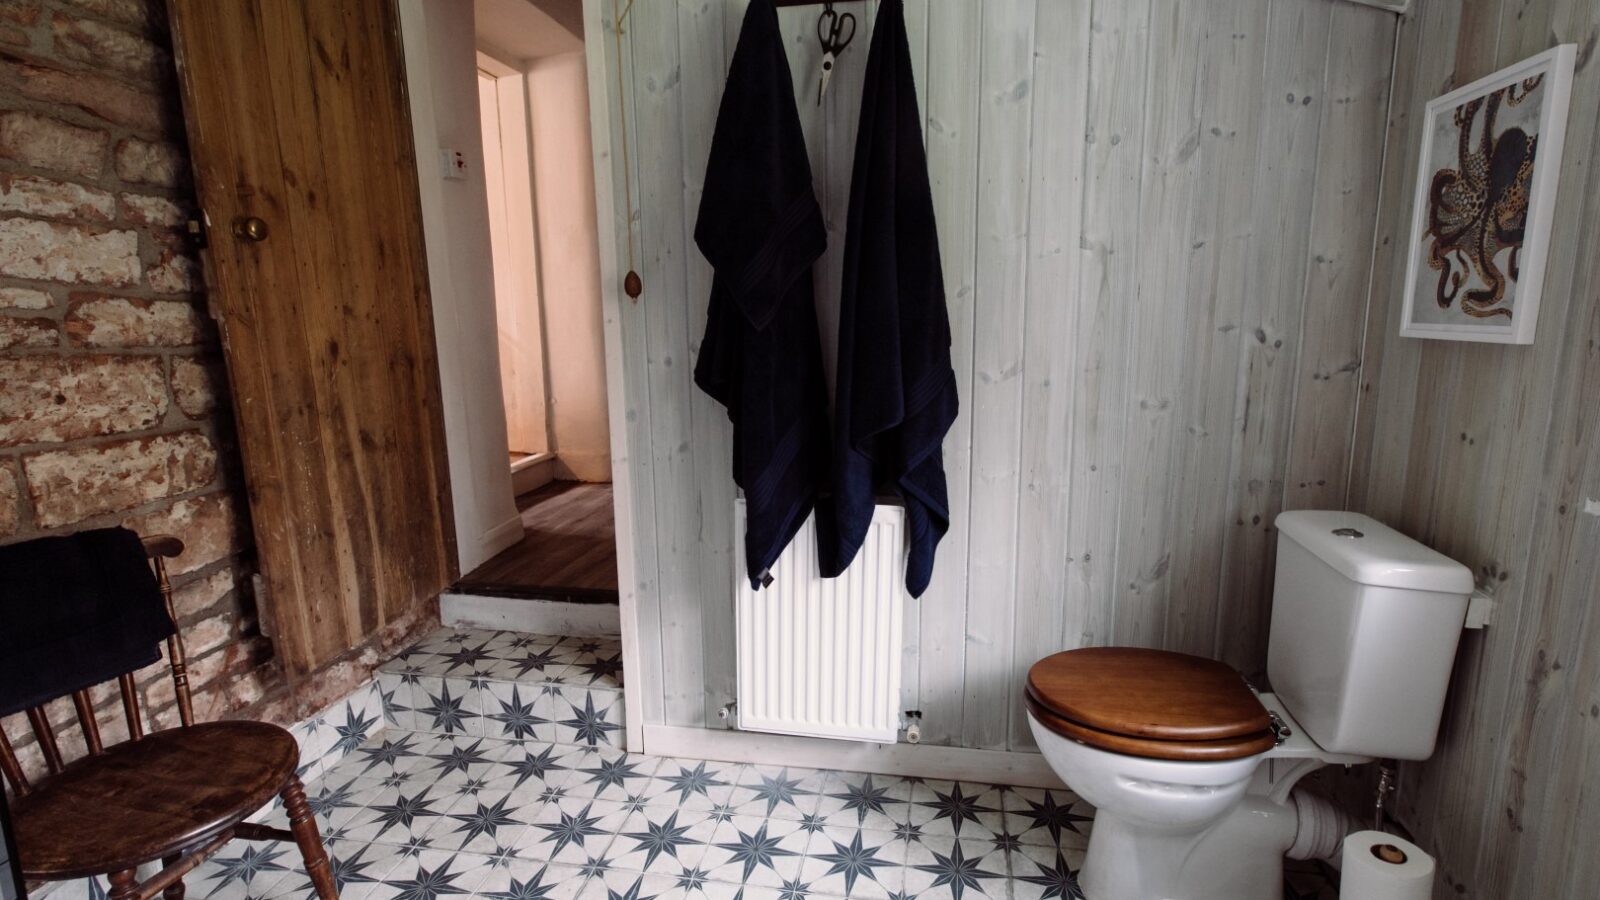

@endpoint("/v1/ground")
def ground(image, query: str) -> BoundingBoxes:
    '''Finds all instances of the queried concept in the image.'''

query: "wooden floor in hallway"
[455,480,619,601]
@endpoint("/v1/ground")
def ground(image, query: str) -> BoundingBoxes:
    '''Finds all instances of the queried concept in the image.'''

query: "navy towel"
[0,527,174,717]
[694,0,830,588]
[818,0,958,598]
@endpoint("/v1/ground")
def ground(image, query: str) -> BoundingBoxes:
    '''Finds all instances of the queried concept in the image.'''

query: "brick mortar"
[0,0,268,752]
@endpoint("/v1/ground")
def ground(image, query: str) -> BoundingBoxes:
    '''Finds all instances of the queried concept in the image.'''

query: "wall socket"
[440,148,468,180]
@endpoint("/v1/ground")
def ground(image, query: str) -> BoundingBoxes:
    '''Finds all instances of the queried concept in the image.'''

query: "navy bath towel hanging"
[817,0,958,598]
[693,0,831,588]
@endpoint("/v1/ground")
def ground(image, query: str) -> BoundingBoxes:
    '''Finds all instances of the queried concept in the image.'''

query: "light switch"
[440,148,468,180]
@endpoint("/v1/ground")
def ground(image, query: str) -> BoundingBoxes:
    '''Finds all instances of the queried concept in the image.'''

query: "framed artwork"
[1400,44,1576,344]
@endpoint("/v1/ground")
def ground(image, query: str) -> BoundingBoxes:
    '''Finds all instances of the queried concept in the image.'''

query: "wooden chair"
[0,535,338,900]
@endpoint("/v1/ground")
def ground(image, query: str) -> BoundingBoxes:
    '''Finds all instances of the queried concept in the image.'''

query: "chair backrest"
[0,535,194,796]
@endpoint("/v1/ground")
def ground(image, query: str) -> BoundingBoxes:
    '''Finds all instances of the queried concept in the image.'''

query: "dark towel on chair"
[694,0,831,587]
[817,0,958,598]
[0,528,173,716]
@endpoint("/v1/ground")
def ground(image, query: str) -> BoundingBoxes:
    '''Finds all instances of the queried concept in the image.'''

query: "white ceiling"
[474,0,584,65]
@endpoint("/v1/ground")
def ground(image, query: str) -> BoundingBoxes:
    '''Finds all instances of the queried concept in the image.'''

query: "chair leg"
[281,776,339,900]
[162,855,185,900]
[108,869,139,900]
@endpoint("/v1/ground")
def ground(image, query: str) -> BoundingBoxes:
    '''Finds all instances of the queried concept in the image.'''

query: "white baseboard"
[642,724,1065,789]
[511,454,556,496]
[441,591,621,636]
[480,514,526,558]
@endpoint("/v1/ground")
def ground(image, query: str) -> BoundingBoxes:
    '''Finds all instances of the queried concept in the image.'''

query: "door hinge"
[251,572,274,639]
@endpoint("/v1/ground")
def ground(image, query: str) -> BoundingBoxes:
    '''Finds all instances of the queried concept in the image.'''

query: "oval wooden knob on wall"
[232,216,269,242]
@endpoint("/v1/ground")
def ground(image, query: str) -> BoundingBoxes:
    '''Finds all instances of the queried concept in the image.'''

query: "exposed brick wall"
[0,0,434,778]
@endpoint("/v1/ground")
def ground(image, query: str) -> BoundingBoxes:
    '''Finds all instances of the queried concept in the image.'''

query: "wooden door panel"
[168,0,455,674]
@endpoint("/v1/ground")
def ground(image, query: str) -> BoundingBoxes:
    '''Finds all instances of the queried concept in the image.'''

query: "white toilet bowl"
[1028,694,1361,900]
[1022,512,1475,900]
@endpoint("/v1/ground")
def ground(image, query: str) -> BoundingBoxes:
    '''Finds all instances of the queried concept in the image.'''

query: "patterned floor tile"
[608,806,725,877]
[900,837,1011,900]
[698,815,813,889]
[906,782,1008,842]
[513,796,632,865]
[361,848,493,900]
[469,860,591,900]
[814,772,917,833]
[998,788,1092,851]
[641,759,742,811]
[272,626,1342,900]
[797,826,911,900]
[727,766,829,821]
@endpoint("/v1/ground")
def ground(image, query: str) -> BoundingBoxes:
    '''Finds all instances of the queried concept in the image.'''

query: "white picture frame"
[1399,44,1576,345]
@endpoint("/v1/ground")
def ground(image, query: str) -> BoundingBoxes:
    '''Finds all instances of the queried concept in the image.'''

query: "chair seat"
[12,721,300,880]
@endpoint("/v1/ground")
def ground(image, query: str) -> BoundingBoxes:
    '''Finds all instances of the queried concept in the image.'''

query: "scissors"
[816,3,856,105]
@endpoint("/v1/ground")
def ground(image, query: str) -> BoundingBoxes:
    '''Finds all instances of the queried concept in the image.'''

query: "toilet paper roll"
[1340,831,1435,900]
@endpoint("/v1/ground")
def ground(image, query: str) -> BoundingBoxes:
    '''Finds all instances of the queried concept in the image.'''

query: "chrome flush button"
[1332,527,1365,539]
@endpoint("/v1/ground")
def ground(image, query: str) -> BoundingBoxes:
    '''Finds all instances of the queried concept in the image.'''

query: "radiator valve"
[903,710,923,744]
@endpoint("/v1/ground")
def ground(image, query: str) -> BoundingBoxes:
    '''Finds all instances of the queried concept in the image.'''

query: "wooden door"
[167,0,456,674]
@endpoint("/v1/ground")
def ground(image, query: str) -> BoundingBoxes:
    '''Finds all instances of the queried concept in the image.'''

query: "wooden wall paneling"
[1353,0,1463,837]
[589,0,666,723]
[1346,3,1442,525]
[1281,4,1395,513]
[897,0,930,723]
[913,0,982,747]
[1392,2,1538,890]
[1158,0,1270,658]
[820,2,879,392]
[1108,0,1207,650]
[633,0,707,727]
[778,4,828,223]
[1158,0,1267,656]
[958,0,1038,752]
[1212,0,1335,676]
[683,0,737,729]
[1064,0,1151,697]
[1466,0,1600,894]
[1006,0,1091,750]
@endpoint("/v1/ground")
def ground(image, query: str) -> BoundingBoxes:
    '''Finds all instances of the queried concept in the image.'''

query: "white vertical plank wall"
[1347,0,1600,897]
[590,0,1399,753]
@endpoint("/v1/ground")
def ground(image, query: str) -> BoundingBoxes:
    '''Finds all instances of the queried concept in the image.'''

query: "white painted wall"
[399,0,524,574]
[527,51,612,483]
[479,61,552,458]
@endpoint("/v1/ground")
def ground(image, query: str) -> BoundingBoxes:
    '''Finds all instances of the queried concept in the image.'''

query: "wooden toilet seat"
[1026,647,1278,762]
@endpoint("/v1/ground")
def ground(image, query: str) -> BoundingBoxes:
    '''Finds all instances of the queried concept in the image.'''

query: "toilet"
[1026,510,1475,900]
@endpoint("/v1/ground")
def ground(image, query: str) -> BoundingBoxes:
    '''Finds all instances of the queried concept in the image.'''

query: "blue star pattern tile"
[908,782,1006,841]
[904,839,1008,900]
[242,626,1345,900]
[553,689,626,748]
[1000,789,1093,849]
[610,807,721,875]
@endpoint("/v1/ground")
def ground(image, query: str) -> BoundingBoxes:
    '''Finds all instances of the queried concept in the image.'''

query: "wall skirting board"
[440,592,623,636]
[641,725,1066,790]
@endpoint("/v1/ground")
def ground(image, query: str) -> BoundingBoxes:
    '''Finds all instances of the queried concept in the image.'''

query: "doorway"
[463,3,616,601]
[429,0,618,603]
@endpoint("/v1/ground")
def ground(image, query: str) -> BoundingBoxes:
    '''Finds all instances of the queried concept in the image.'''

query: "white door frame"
[580,0,645,751]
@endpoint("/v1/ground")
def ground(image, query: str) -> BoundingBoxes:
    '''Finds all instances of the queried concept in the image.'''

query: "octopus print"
[1424,75,1544,319]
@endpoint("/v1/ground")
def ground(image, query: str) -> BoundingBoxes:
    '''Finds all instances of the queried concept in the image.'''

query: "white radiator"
[734,499,907,743]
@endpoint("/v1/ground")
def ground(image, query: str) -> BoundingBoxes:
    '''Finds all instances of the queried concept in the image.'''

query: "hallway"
[455,483,618,601]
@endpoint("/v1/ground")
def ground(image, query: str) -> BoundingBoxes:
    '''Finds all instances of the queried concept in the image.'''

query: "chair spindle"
[25,706,64,774]
[0,728,30,794]
[151,554,195,728]
[73,690,104,755]
[119,673,145,740]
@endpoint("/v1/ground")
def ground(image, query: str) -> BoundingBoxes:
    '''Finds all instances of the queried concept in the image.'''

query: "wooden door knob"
[232,216,269,242]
